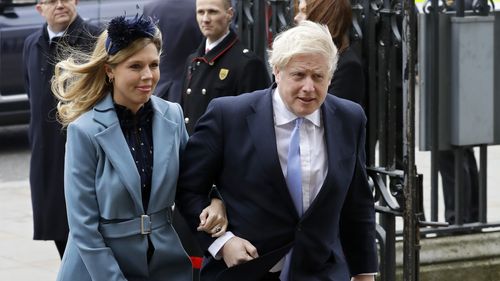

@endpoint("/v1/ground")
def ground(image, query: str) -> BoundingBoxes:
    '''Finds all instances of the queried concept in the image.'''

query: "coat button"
[209,61,214,66]
[186,88,191,95]
[184,117,190,124]
[202,88,206,95]
[196,61,201,66]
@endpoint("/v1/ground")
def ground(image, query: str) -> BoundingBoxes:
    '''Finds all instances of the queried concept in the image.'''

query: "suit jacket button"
[196,61,201,66]
[184,117,190,124]
[202,88,206,95]
[186,88,191,95]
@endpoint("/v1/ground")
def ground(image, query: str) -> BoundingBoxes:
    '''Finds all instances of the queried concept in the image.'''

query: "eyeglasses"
[40,0,72,5]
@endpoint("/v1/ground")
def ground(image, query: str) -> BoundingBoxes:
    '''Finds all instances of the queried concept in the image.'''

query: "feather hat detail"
[105,14,157,55]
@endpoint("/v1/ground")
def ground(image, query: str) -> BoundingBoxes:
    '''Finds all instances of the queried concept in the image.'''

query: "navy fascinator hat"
[105,14,157,55]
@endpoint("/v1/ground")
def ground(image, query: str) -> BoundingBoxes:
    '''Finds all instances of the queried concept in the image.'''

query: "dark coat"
[177,87,378,281]
[329,47,365,106]
[143,0,203,102]
[22,16,100,241]
[181,28,271,134]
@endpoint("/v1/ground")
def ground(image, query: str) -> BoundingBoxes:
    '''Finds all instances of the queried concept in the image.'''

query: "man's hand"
[197,198,227,238]
[351,275,375,281]
[220,236,259,267]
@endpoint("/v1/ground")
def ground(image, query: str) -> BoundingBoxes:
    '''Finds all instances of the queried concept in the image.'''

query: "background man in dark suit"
[22,0,99,258]
[143,0,203,102]
[181,0,270,134]
[177,21,377,281]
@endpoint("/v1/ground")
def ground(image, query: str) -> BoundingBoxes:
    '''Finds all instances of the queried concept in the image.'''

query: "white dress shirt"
[46,26,65,44]
[273,88,328,211]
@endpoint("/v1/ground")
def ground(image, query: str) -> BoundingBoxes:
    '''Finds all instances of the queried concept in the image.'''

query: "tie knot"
[51,36,61,44]
[295,117,303,128]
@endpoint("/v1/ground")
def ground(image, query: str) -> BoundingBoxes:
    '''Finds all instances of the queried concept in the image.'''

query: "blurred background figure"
[144,0,203,103]
[22,0,99,259]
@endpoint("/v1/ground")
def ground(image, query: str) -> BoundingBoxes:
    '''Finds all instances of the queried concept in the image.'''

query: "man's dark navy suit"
[177,86,378,281]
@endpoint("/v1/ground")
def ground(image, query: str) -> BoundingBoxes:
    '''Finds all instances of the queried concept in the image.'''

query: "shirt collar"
[46,26,65,42]
[205,30,230,51]
[272,88,321,127]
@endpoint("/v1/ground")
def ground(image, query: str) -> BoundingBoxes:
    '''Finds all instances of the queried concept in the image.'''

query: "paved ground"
[0,179,60,281]
[1,128,500,280]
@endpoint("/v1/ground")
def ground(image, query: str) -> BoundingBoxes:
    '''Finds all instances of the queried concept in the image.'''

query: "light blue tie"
[286,117,303,215]
[280,117,303,281]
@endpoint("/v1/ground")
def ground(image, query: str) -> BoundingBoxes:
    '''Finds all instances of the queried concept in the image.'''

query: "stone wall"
[393,232,500,281]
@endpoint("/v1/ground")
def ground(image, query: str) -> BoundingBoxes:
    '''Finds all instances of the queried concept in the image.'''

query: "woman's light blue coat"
[57,94,192,281]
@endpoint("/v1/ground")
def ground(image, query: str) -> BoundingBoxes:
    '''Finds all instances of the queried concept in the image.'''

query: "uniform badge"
[219,68,229,80]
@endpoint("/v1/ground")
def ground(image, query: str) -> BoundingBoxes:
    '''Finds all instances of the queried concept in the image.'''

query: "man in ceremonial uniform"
[181,0,271,134]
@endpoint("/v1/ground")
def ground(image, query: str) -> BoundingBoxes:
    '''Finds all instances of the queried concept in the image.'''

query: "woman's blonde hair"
[52,26,162,127]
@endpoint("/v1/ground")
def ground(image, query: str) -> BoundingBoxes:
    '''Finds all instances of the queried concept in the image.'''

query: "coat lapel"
[246,88,298,216]
[148,100,177,211]
[93,95,143,214]
[303,97,345,218]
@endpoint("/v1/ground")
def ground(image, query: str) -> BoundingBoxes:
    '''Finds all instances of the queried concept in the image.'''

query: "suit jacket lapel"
[246,88,298,216]
[303,98,344,218]
[148,100,177,211]
[93,94,143,214]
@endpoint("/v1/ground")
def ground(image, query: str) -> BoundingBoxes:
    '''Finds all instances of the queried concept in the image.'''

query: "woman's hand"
[197,198,227,237]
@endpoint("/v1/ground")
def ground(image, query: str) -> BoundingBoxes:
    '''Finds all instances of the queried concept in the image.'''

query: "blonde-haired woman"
[53,15,227,281]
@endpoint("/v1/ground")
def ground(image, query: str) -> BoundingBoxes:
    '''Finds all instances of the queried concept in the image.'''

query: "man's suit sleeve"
[176,99,224,251]
[339,110,378,275]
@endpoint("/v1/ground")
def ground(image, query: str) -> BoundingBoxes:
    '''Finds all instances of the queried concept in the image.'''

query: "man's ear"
[226,7,234,22]
[273,66,281,83]
[35,3,43,15]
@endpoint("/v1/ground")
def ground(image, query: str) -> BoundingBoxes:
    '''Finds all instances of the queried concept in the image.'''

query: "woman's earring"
[109,76,114,83]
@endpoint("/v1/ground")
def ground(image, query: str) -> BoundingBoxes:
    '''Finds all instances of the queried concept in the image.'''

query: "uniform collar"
[205,30,230,51]
[193,28,238,65]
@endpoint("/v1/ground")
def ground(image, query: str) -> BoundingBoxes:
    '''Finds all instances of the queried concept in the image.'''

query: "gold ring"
[215,226,222,232]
